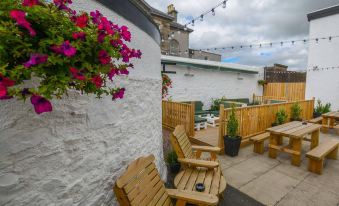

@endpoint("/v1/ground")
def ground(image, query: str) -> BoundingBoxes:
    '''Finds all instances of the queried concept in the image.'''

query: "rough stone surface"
[0,1,165,206]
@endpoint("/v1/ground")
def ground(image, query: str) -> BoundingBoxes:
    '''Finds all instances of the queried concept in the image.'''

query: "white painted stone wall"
[0,1,165,206]
[166,64,264,109]
[306,13,339,110]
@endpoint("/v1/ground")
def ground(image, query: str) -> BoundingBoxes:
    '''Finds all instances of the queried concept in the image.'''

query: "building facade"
[306,4,339,110]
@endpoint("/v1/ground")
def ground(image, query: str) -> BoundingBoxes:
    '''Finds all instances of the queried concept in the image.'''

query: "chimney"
[167,4,178,22]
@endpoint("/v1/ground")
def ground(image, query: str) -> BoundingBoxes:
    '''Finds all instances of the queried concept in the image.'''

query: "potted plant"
[313,100,332,117]
[166,150,180,174]
[290,103,302,121]
[272,109,288,126]
[257,79,267,86]
[224,105,241,157]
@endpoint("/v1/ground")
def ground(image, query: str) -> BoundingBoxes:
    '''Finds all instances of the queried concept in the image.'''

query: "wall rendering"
[166,65,264,109]
[0,1,164,206]
[306,12,339,110]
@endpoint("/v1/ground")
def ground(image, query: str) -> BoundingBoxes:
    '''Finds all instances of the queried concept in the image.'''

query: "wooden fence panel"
[218,99,315,150]
[162,101,194,137]
[263,83,305,101]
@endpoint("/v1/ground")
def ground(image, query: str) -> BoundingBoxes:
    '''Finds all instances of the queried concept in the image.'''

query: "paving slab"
[276,181,339,206]
[222,155,279,188]
[239,166,302,206]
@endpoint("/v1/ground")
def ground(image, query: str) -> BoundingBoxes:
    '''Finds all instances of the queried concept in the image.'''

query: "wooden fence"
[162,101,195,137]
[218,99,315,150]
[263,83,306,101]
[253,94,287,104]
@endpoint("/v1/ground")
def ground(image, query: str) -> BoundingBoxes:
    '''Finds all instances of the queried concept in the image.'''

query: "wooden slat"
[306,139,339,160]
[203,170,214,194]
[210,167,221,195]
[290,124,321,137]
[184,169,199,190]
[177,169,193,189]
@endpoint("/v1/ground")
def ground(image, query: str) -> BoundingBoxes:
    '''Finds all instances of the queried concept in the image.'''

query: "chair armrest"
[178,158,218,168]
[192,145,221,153]
[166,189,218,205]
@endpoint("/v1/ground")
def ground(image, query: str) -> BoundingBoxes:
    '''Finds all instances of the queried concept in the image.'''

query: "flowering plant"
[0,0,141,114]
[162,73,172,98]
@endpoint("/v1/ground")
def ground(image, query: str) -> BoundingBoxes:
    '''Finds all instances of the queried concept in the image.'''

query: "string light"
[184,0,229,28]
[193,35,339,51]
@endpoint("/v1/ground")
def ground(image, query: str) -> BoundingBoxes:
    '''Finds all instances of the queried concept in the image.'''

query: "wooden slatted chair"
[114,155,218,206]
[170,125,221,168]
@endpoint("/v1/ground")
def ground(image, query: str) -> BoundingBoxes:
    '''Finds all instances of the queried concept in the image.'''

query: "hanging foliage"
[0,0,142,114]
[162,73,172,99]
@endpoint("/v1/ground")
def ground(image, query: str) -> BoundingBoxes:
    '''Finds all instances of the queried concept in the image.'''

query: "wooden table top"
[174,167,226,196]
[266,121,322,138]
[322,111,339,118]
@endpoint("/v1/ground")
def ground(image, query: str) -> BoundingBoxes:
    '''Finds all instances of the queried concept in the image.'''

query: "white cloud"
[145,0,339,70]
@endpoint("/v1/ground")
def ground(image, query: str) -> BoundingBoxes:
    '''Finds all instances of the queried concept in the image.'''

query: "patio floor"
[217,130,339,206]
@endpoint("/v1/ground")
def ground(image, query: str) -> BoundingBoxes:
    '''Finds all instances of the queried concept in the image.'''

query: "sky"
[144,0,339,70]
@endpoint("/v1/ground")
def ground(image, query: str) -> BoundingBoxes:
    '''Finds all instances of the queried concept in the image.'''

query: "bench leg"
[322,117,329,133]
[310,130,320,149]
[327,146,338,160]
[253,142,264,154]
[269,134,279,159]
[277,136,283,145]
[308,158,323,175]
[291,138,302,166]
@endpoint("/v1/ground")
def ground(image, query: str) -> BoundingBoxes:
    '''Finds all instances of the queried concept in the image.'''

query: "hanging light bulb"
[199,49,202,54]
[161,38,164,43]
[171,32,174,38]
[222,1,226,8]
[200,15,204,21]
[191,20,195,26]
[211,8,215,16]
[177,30,181,34]
[168,34,171,40]
[184,25,187,31]
[329,36,332,42]
[185,50,188,54]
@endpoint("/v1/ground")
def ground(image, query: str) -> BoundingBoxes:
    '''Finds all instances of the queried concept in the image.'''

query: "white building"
[306,4,339,110]
[162,55,264,109]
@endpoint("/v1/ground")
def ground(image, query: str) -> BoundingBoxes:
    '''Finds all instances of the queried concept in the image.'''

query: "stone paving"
[218,131,339,206]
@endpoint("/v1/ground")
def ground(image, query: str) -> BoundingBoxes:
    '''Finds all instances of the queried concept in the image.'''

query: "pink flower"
[90,10,102,24]
[98,50,110,64]
[0,74,15,100]
[22,0,40,7]
[120,26,131,42]
[108,68,119,81]
[112,88,125,100]
[97,31,107,43]
[120,69,129,75]
[91,75,103,88]
[72,32,86,41]
[98,17,114,35]
[69,67,85,80]
[0,85,8,99]
[23,54,48,68]
[74,14,88,28]
[30,95,52,114]
[51,41,76,57]
[110,39,123,47]
[9,10,36,36]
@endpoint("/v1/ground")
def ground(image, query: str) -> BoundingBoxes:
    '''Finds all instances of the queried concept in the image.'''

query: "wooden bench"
[308,116,323,124]
[306,139,339,174]
[335,125,339,135]
[250,132,270,154]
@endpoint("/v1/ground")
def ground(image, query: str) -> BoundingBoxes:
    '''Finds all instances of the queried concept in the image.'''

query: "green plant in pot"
[257,79,267,86]
[313,99,331,117]
[290,103,302,121]
[166,150,180,174]
[224,104,242,157]
[272,109,288,126]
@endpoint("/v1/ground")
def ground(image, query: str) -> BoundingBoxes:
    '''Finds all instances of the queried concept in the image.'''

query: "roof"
[161,55,259,74]
[307,4,339,21]
[170,22,193,32]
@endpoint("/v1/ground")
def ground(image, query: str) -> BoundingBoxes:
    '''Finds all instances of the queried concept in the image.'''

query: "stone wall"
[0,1,165,206]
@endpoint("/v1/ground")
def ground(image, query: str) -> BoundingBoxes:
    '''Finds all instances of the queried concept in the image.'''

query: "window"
[169,39,180,56]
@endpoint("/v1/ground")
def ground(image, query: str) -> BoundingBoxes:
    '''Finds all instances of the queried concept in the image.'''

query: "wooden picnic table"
[174,167,227,197]
[266,121,322,166]
[322,111,339,132]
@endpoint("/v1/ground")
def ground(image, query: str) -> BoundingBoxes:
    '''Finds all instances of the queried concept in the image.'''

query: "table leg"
[277,136,283,145]
[322,117,329,133]
[310,129,320,149]
[329,117,335,129]
[291,138,302,166]
[269,134,279,159]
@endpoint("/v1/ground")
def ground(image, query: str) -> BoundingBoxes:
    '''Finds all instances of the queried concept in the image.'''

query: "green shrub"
[210,96,227,111]
[227,104,239,138]
[314,99,331,114]
[275,109,288,125]
[291,103,302,120]
[165,150,178,165]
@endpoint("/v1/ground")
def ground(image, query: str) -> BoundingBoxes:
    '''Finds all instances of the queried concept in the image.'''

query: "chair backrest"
[170,125,195,159]
[195,101,204,111]
[114,155,173,206]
